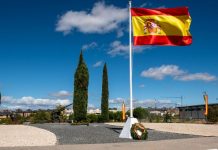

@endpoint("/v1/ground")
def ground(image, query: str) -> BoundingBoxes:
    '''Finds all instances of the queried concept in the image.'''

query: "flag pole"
[129,0,133,118]
[119,0,138,139]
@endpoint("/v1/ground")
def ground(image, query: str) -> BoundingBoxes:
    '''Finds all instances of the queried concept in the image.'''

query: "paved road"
[31,123,201,144]
[1,137,218,150]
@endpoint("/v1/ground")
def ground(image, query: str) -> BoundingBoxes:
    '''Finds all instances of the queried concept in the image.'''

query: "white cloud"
[139,84,145,88]
[82,42,97,50]
[141,65,184,80]
[107,41,128,56]
[51,90,71,98]
[116,28,125,38]
[56,2,128,34]
[175,73,217,82]
[109,97,125,104]
[107,41,151,57]
[139,2,165,8]
[93,61,103,68]
[140,3,147,7]
[133,99,175,108]
[2,96,71,110]
[140,2,152,7]
[141,65,217,82]
[88,104,95,109]
[109,98,176,109]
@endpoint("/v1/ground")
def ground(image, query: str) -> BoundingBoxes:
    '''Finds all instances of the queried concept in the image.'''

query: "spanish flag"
[131,7,192,46]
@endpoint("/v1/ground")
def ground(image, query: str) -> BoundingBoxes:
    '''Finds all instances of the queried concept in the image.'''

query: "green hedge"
[208,106,218,123]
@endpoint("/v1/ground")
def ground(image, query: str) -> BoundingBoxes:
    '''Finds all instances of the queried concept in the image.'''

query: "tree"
[101,63,109,121]
[163,112,172,123]
[30,110,51,123]
[87,114,98,123]
[207,106,218,123]
[73,51,89,122]
[133,107,149,121]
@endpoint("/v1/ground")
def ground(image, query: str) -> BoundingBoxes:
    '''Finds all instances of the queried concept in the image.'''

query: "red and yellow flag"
[131,7,192,46]
[203,94,208,116]
[122,102,126,121]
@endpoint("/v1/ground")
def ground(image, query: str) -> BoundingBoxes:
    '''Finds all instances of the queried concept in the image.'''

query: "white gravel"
[106,123,218,137]
[0,125,57,147]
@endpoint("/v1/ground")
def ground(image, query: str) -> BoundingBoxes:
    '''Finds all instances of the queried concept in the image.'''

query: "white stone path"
[0,125,56,147]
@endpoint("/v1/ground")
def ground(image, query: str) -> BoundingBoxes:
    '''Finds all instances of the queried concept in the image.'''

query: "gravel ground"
[31,123,202,145]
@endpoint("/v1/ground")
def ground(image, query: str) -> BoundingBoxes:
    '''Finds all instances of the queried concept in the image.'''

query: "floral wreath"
[131,123,148,140]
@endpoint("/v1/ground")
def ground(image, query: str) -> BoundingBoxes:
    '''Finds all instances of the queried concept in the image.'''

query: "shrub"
[68,114,74,121]
[114,111,122,122]
[87,114,98,123]
[163,112,172,123]
[97,115,105,123]
[30,111,51,123]
[125,110,130,118]
[149,114,163,123]
[0,118,12,124]
[109,111,115,121]
[133,107,149,121]
[207,106,218,123]
[14,114,27,124]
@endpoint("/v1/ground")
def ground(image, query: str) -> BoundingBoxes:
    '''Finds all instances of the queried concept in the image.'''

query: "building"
[15,109,32,118]
[109,108,118,113]
[149,110,163,116]
[0,112,10,119]
[148,107,179,117]
[87,108,101,114]
[177,103,218,120]
[0,110,11,119]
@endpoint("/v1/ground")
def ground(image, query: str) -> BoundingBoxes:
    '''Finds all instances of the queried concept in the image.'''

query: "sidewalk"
[1,137,218,150]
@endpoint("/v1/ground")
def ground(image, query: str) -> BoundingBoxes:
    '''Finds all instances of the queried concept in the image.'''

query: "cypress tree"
[101,63,109,121]
[73,51,89,122]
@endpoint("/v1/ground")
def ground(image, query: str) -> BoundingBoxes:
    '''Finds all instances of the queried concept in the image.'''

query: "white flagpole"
[119,0,138,139]
[129,0,133,118]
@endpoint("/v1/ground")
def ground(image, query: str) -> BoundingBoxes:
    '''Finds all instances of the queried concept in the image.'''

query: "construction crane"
[161,96,184,107]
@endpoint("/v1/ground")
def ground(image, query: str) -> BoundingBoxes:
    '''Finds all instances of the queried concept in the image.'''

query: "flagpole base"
[119,117,138,139]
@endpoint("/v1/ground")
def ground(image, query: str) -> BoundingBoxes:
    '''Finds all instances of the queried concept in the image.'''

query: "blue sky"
[0,0,218,110]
